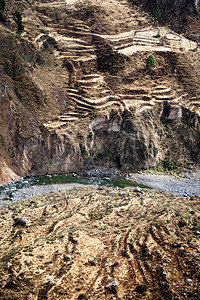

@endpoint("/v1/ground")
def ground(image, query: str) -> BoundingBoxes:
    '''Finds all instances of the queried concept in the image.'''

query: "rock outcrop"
[138,0,200,14]
[158,0,200,14]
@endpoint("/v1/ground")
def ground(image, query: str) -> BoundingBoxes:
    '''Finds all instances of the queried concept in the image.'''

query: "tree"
[0,0,5,11]
[146,54,156,71]
[154,0,161,24]
[13,10,24,31]
[0,0,6,22]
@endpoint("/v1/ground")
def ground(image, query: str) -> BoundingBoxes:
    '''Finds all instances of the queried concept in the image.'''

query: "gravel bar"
[131,171,200,197]
[0,183,81,207]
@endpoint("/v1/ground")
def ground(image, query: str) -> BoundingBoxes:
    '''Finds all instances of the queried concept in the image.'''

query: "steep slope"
[133,0,200,41]
[141,0,199,14]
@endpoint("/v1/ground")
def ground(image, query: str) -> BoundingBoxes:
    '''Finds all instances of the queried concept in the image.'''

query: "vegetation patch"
[13,10,24,32]
[98,51,126,73]
[46,36,57,46]
[163,157,177,170]
[146,54,156,71]
[0,0,6,22]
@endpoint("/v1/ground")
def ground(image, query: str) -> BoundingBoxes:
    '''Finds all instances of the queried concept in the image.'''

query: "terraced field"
[12,0,196,135]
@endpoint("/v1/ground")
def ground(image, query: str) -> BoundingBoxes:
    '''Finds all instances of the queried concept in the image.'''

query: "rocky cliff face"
[137,0,200,41]
[158,0,200,13]
[139,0,200,14]
[1,71,200,178]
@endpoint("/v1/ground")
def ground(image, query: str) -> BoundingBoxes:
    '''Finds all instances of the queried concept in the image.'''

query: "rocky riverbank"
[0,168,199,208]
[130,170,200,197]
[0,183,81,207]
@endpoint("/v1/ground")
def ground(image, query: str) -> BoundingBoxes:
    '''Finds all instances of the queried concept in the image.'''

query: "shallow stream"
[0,174,149,206]
[0,170,199,207]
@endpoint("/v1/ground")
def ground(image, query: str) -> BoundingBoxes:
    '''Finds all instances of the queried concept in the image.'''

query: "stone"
[105,281,119,293]
[135,284,148,293]
[0,281,6,288]
[88,258,98,266]
[64,255,73,262]
[163,272,168,279]
[5,262,12,269]
[13,217,30,227]
[112,261,119,267]
[144,249,151,256]
[186,279,192,284]
[47,280,56,286]
[164,258,171,263]
[167,106,182,121]
[134,187,141,192]
[97,186,104,190]
[171,242,180,248]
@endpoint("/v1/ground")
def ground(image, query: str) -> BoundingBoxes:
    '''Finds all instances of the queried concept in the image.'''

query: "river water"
[0,171,199,207]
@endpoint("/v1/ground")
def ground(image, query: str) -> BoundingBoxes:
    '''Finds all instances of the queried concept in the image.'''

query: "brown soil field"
[0,185,199,299]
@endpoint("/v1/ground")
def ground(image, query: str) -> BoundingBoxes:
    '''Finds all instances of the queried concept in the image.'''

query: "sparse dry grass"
[0,186,199,299]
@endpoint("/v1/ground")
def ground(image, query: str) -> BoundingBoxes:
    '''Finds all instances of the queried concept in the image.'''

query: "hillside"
[0,1,200,299]
[0,185,199,299]
[0,0,199,183]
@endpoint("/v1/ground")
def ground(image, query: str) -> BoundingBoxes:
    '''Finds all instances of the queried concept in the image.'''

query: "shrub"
[135,284,148,294]
[155,30,161,38]
[13,10,24,31]
[0,0,5,12]
[163,157,177,170]
[43,41,50,49]
[0,10,3,22]
[46,36,57,45]
[98,51,125,73]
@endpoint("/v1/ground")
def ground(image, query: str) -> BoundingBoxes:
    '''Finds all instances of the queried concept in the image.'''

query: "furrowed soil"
[0,185,199,299]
